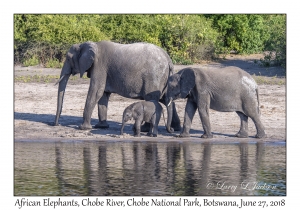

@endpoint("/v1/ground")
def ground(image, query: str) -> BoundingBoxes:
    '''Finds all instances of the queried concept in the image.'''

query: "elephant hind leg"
[249,114,266,138]
[235,111,249,138]
[146,120,154,137]
[152,112,161,137]
[242,105,266,138]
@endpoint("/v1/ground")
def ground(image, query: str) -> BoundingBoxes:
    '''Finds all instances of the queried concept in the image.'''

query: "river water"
[14,140,286,196]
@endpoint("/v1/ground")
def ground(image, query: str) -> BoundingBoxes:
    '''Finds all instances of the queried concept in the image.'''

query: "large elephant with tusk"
[54,40,180,132]
[165,67,266,138]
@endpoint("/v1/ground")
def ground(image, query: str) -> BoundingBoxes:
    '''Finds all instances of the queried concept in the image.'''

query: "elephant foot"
[201,133,213,139]
[178,133,190,138]
[235,131,248,138]
[134,134,141,137]
[147,132,157,137]
[79,123,92,130]
[141,123,150,132]
[255,131,266,138]
[167,127,174,133]
[94,121,109,129]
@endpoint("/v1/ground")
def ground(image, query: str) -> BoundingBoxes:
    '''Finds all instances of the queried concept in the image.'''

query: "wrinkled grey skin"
[54,41,180,132]
[166,67,266,139]
[120,101,164,137]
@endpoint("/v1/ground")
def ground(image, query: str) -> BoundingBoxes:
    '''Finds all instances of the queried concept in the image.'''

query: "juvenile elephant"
[166,67,266,139]
[54,41,180,132]
[120,101,164,137]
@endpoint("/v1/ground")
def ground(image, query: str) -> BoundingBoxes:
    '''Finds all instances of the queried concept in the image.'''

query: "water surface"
[14,140,286,196]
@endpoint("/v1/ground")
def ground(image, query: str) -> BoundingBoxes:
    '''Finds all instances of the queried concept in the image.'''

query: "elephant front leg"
[79,81,104,130]
[95,92,111,129]
[134,119,142,137]
[180,98,197,138]
[198,99,213,139]
[171,102,181,131]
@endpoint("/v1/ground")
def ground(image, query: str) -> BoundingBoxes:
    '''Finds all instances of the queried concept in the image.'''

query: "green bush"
[14,14,109,45]
[261,15,286,67]
[97,15,219,63]
[14,14,219,66]
[23,55,39,67]
[208,14,268,54]
[45,58,63,68]
[98,15,162,46]
[14,41,70,66]
[14,14,286,68]
[14,14,109,66]
[157,15,219,63]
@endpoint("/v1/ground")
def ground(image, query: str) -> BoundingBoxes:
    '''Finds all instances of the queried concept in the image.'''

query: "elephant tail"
[256,87,261,115]
[169,60,174,75]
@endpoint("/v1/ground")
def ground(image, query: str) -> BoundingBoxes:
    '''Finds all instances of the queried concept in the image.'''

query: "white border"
[4,1,297,209]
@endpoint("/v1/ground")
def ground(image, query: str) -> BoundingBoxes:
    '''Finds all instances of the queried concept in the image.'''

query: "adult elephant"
[165,67,266,138]
[54,40,180,132]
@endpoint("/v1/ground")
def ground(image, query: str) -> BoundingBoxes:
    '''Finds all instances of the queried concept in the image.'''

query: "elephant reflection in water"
[54,142,266,195]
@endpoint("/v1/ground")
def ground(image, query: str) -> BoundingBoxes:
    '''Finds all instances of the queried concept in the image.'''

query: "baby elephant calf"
[120,100,163,137]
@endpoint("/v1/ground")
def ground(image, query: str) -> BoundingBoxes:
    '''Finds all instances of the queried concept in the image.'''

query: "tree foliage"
[207,14,268,54]
[14,14,286,67]
[261,14,286,67]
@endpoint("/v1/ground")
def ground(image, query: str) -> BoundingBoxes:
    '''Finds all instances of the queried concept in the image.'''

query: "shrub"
[98,15,162,46]
[157,15,219,63]
[14,14,286,68]
[208,14,268,54]
[14,14,109,66]
[15,41,70,66]
[23,55,39,67]
[45,58,63,68]
[261,15,286,68]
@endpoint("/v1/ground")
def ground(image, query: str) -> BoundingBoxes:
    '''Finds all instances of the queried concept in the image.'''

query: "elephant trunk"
[54,73,70,126]
[166,97,174,133]
[120,120,126,135]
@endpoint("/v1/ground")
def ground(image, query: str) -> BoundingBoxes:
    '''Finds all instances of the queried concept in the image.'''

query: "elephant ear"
[79,42,97,78]
[180,68,196,98]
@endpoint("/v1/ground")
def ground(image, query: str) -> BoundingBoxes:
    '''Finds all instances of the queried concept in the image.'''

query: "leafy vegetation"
[14,14,286,67]
[260,15,286,68]
[207,14,268,54]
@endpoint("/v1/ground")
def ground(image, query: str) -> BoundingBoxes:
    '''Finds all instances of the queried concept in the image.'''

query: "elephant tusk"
[54,75,65,86]
[167,98,173,107]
